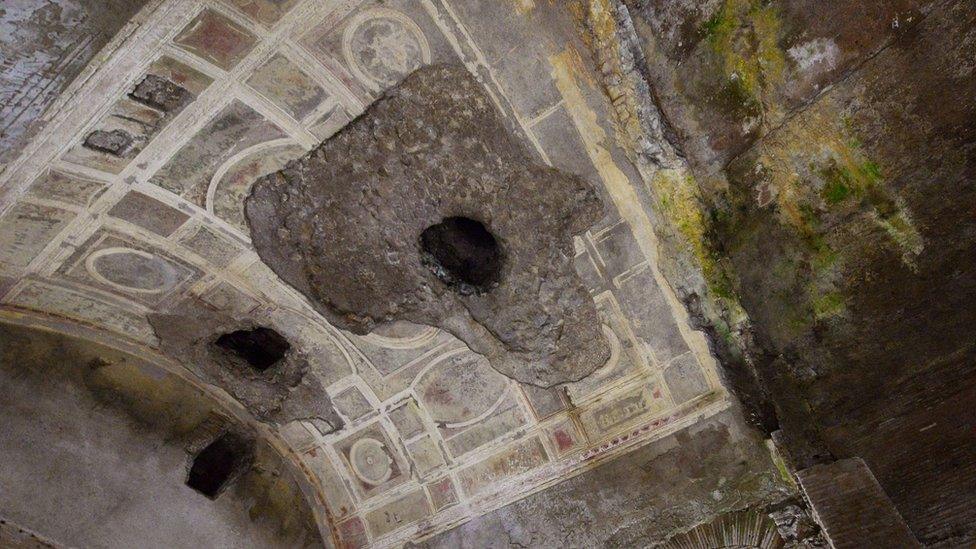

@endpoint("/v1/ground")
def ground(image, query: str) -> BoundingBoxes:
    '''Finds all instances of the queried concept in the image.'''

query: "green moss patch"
[700,0,787,113]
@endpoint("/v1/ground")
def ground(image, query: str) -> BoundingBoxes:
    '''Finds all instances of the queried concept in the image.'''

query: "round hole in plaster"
[214,327,291,372]
[420,216,503,294]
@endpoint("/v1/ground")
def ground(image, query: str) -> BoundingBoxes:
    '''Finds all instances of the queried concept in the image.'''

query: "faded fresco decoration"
[0,1,723,547]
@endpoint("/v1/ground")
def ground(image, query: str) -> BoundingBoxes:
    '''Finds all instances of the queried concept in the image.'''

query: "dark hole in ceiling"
[420,216,503,295]
[186,433,250,499]
[214,327,290,371]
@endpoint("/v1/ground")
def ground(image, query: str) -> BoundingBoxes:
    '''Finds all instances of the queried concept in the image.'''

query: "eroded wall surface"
[0,323,323,549]
[0,0,151,171]
[616,0,976,546]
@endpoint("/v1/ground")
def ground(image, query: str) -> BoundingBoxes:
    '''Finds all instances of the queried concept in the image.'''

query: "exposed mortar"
[148,301,343,430]
[245,64,611,388]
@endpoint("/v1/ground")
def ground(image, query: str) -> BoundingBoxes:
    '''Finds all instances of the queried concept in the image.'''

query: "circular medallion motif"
[208,140,305,234]
[363,320,439,349]
[86,247,179,294]
[415,349,508,426]
[349,437,393,485]
[342,8,431,89]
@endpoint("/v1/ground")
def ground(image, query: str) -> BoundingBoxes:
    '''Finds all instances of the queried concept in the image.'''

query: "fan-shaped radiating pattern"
[661,508,785,549]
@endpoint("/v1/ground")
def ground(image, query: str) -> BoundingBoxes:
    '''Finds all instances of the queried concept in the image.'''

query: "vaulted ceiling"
[0,1,778,547]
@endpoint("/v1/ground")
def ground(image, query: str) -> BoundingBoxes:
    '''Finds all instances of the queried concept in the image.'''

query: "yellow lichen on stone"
[878,207,925,267]
[702,0,787,116]
[742,104,929,324]
[654,170,711,273]
[652,168,745,316]
[572,0,647,163]
[810,290,845,320]
[754,105,923,267]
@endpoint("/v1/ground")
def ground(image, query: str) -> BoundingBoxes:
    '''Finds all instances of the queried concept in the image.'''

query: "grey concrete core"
[83,128,133,156]
[129,73,194,112]
[150,302,343,428]
[246,64,610,387]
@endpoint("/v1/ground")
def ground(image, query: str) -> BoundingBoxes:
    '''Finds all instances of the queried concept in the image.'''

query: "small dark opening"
[420,216,503,295]
[214,327,290,371]
[186,433,249,499]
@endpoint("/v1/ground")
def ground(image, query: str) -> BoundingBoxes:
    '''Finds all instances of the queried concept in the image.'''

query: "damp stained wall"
[0,323,323,549]
[0,0,151,171]
[615,0,976,545]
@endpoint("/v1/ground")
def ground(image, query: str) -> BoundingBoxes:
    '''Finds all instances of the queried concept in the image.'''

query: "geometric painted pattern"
[0,1,728,547]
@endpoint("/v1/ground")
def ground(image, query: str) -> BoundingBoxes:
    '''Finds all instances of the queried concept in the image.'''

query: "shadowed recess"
[186,432,251,499]
[420,216,504,294]
[214,327,290,371]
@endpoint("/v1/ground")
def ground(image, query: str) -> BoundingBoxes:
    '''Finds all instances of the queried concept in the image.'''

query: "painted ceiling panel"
[0,1,727,547]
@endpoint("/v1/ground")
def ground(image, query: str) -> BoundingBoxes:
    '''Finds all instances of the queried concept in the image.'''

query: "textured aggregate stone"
[149,303,342,429]
[129,74,193,112]
[83,128,133,156]
[246,64,610,386]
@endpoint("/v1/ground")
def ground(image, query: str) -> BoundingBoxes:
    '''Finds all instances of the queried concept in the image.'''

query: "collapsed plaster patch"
[129,74,194,112]
[149,302,342,430]
[84,129,134,156]
[245,64,611,387]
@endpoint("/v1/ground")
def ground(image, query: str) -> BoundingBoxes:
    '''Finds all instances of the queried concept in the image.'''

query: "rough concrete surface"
[149,301,343,429]
[246,64,610,387]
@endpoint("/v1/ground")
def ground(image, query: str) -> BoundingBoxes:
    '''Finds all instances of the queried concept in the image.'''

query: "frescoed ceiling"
[0,1,745,547]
